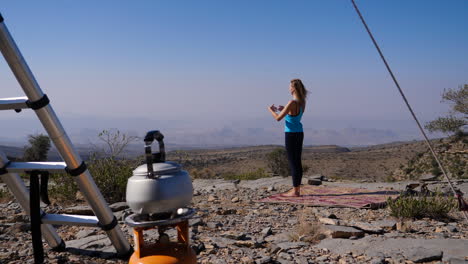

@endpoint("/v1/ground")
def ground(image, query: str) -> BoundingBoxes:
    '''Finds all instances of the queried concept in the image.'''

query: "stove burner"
[125,208,196,228]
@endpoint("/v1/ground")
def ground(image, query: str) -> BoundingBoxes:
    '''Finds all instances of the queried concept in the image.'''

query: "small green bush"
[387,192,457,220]
[448,156,467,179]
[223,168,269,181]
[49,173,79,202]
[88,156,138,204]
[384,174,396,182]
[49,157,137,203]
[413,167,423,175]
[48,129,140,203]
[430,167,442,177]
[404,167,413,174]
[23,134,51,161]
[453,130,467,141]
[266,148,289,177]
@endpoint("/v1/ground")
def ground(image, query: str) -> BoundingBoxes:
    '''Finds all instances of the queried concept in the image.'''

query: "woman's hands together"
[269,104,278,112]
[268,103,288,121]
[268,104,285,112]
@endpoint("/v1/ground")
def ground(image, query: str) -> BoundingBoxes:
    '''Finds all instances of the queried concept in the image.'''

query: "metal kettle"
[126,130,193,215]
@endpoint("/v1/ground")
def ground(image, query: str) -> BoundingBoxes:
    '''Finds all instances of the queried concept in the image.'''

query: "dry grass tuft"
[288,212,327,243]
[0,188,12,203]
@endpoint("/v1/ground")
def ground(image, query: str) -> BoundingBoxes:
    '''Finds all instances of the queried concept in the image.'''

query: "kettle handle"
[143,130,166,178]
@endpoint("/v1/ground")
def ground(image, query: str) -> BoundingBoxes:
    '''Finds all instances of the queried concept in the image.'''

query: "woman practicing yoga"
[268,79,308,197]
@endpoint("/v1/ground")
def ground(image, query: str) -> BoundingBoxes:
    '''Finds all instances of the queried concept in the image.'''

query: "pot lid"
[133,161,181,176]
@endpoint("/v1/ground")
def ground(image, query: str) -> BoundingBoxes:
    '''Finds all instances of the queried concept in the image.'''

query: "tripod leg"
[30,171,44,264]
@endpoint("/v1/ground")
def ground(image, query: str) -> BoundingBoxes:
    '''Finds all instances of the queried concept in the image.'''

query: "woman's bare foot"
[280,187,301,197]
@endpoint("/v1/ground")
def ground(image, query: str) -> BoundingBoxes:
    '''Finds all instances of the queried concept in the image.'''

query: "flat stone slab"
[66,234,111,250]
[64,203,127,215]
[324,225,364,238]
[420,174,439,182]
[63,205,93,215]
[371,220,396,231]
[309,174,324,181]
[109,202,128,212]
[346,221,384,234]
[265,232,291,244]
[275,242,308,251]
[75,228,98,239]
[316,237,468,262]
[449,258,468,264]
[307,179,322,186]
[204,236,236,248]
[318,217,341,225]
[405,247,443,263]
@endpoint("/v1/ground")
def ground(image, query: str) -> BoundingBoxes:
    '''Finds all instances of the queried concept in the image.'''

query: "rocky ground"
[1,177,467,264]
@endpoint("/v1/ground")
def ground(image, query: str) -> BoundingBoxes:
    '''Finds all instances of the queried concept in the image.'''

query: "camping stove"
[125,130,196,264]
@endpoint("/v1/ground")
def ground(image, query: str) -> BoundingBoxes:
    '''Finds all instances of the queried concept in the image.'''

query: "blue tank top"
[285,103,304,132]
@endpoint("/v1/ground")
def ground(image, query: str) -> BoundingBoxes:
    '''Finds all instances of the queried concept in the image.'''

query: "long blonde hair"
[290,79,308,108]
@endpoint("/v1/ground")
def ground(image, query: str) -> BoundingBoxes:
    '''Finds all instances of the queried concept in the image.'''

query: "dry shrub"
[222,168,269,180]
[190,168,216,179]
[266,148,289,177]
[288,213,327,243]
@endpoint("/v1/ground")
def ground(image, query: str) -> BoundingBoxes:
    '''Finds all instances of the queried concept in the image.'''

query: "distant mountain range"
[0,115,443,154]
[0,138,415,162]
[0,145,83,161]
[0,145,27,160]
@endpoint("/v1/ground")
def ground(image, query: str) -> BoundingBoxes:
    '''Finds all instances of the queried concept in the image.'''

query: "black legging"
[285,132,304,187]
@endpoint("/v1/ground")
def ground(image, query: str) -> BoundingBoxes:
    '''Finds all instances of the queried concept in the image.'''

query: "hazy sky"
[1,1,467,145]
